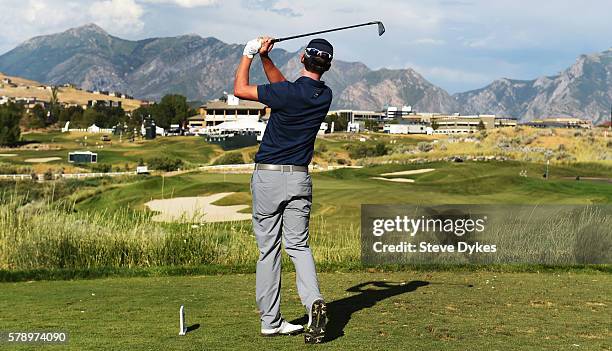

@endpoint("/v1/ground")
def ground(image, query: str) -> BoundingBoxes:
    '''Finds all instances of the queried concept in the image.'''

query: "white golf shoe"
[260,320,304,337]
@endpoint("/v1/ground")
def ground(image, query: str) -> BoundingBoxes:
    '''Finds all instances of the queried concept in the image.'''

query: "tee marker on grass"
[179,305,187,336]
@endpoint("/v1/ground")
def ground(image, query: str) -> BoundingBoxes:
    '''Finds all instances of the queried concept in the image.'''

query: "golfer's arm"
[260,55,286,83]
[233,56,258,101]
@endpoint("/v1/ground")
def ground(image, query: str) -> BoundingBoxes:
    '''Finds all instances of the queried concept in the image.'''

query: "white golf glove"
[243,38,262,58]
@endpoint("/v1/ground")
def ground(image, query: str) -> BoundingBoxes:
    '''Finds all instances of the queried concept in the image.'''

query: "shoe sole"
[260,329,303,337]
[304,300,327,344]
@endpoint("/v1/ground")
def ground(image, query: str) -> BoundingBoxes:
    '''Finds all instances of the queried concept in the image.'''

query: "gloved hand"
[243,38,262,58]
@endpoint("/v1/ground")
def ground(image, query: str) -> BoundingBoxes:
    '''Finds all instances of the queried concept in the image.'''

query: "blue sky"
[1,0,611,93]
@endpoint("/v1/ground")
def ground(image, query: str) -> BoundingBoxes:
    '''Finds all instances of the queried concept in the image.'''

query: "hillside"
[0,24,458,113]
[1,24,611,121]
[454,49,612,123]
[0,72,143,111]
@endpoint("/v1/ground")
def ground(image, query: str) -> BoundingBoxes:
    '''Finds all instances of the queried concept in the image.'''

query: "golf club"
[271,21,385,44]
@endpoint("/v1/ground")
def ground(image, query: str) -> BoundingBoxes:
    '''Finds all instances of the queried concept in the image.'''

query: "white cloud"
[242,0,301,17]
[90,0,144,34]
[412,38,446,45]
[139,0,217,8]
[1,0,612,92]
[405,61,492,86]
[0,0,145,53]
[422,66,491,84]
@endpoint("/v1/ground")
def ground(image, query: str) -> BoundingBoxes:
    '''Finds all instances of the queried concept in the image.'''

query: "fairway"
[1,271,610,350]
[1,132,218,171]
[75,161,612,226]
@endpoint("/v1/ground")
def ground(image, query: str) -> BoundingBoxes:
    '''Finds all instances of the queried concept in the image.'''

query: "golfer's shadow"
[290,280,429,342]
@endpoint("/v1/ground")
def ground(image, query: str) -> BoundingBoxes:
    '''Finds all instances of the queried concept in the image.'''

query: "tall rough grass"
[0,194,359,271]
[364,205,611,265]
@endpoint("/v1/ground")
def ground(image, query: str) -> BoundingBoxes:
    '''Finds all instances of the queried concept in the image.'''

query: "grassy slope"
[0,271,609,350]
[0,72,143,111]
[76,161,612,225]
[2,132,218,171]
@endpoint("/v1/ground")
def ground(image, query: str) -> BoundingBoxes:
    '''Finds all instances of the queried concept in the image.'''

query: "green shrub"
[43,169,53,181]
[417,142,433,153]
[147,157,184,171]
[347,142,388,159]
[314,142,328,155]
[212,152,244,165]
[91,163,112,173]
[0,162,32,175]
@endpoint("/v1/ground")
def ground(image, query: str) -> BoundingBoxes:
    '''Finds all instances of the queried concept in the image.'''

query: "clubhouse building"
[188,94,270,129]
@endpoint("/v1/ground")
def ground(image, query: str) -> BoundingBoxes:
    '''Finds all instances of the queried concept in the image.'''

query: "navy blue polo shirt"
[255,76,332,166]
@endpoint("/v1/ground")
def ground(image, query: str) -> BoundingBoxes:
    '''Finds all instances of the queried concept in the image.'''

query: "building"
[327,109,384,123]
[327,109,385,132]
[187,115,206,129]
[401,113,517,134]
[318,122,328,135]
[385,106,413,119]
[86,124,114,134]
[88,100,122,108]
[525,117,592,129]
[494,117,518,128]
[383,123,433,135]
[10,97,48,112]
[433,114,494,134]
[191,94,269,128]
[68,151,98,163]
[199,118,267,149]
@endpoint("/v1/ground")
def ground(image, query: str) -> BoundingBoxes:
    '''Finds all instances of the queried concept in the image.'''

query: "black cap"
[306,38,333,57]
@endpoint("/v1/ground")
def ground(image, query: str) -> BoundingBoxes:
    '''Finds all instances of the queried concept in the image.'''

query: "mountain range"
[0,24,610,123]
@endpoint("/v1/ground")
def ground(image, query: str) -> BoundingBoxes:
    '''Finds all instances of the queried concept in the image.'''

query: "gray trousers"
[251,168,323,329]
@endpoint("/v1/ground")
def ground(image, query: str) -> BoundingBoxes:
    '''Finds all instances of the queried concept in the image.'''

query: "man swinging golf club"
[233,36,333,344]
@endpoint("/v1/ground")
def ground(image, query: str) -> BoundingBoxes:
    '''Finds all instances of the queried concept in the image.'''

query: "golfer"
[233,36,333,344]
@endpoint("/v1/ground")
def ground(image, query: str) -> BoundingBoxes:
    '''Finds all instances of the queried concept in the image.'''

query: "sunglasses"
[305,47,333,60]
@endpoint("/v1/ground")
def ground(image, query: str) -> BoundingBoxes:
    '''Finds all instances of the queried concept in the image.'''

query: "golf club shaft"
[272,22,380,43]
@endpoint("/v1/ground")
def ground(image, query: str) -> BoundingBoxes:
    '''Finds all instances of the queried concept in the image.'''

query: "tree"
[128,106,153,138]
[154,94,191,128]
[431,120,439,130]
[59,106,84,124]
[81,108,102,128]
[89,103,125,128]
[364,119,379,132]
[477,120,486,131]
[47,86,60,125]
[324,113,348,133]
[0,103,22,146]
[27,104,47,129]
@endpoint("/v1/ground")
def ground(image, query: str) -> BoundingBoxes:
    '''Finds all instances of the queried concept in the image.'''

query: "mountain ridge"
[453,49,612,123]
[1,24,610,123]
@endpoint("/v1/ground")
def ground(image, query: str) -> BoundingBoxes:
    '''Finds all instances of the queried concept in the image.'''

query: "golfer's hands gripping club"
[243,38,262,58]
[258,37,275,57]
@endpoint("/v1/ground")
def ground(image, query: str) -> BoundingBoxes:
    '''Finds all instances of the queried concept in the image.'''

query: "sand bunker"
[380,168,435,176]
[145,192,251,223]
[370,177,415,183]
[25,157,61,163]
[0,153,17,157]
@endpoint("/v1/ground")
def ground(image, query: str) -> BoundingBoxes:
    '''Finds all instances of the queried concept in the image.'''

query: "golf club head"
[376,21,386,36]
